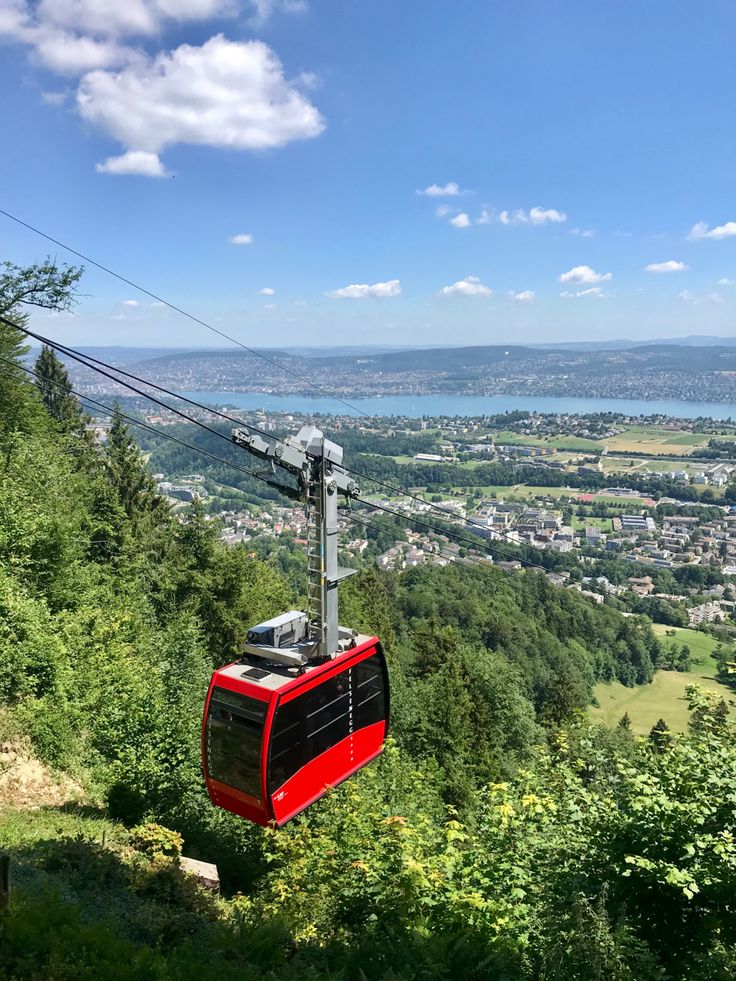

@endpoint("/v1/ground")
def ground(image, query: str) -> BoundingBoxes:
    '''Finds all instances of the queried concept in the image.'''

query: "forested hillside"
[3,265,736,979]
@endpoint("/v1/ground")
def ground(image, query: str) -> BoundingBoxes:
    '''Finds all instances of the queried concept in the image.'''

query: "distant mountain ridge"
[41,335,736,365]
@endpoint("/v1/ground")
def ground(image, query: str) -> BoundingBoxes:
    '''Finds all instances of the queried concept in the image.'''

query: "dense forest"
[3,263,736,979]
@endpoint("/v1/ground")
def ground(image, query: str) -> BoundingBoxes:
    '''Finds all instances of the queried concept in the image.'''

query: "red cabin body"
[202,635,388,826]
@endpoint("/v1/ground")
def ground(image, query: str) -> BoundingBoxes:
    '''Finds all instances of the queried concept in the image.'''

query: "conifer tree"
[618,711,632,730]
[105,406,161,520]
[649,717,672,752]
[34,345,84,432]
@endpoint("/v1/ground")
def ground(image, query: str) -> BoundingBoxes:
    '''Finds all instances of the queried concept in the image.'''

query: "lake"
[181,391,736,421]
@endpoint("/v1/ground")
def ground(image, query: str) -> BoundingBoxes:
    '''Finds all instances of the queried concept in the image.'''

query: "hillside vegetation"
[3,268,736,978]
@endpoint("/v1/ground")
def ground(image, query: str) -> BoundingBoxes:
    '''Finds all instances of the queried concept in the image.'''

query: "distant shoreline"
[181,391,736,421]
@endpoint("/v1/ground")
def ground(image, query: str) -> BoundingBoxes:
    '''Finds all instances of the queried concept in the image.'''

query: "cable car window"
[267,652,386,795]
[206,686,267,799]
[353,654,386,729]
[305,673,352,758]
[268,697,305,793]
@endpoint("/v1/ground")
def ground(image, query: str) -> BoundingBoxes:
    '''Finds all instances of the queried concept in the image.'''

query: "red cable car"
[203,425,389,826]
[203,625,389,827]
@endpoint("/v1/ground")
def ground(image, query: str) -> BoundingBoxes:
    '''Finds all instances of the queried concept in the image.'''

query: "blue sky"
[1,0,735,348]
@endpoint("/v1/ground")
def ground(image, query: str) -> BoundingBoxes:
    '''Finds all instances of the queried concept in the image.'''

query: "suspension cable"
[0,207,370,416]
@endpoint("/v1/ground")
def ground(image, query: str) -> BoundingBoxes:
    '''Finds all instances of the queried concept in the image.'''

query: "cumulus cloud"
[96,150,168,176]
[0,0,244,73]
[645,260,687,273]
[717,278,735,286]
[438,276,492,297]
[476,208,493,225]
[508,290,535,304]
[77,36,324,172]
[122,298,140,306]
[449,212,471,228]
[0,5,325,171]
[559,265,612,285]
[688,220,736,241]
[327,279,401,299]
[229,232,254,245]
[571,227,595,238]
[1,1,292,49]
[259,287,275,295]
[499,207,567,226]
[417,181,466,197]
[34,31,134,74]
[435,204,452,217]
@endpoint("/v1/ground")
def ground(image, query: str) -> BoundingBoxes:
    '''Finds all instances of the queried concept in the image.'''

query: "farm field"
[606,427,711,457]
[491,430,603,452]
[590,625,731,733]
[468,484,582,500]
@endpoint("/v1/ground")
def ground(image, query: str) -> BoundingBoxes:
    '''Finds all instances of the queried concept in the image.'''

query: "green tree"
[104,406,162,521]
[34,344,85,432]
[0,258,83,318]
[649,717,672,752]
[0,258,83,436]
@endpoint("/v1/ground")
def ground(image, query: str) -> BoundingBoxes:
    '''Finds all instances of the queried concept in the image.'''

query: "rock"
[179,856,220,892]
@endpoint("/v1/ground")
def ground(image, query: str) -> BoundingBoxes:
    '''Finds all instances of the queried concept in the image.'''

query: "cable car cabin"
[202,627,389,827]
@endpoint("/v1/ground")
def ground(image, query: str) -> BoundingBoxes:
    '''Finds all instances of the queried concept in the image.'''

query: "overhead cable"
[0,354,290,491]
[0,206,370,417]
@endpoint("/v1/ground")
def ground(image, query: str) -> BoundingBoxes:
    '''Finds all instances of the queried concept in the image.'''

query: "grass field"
[491,431,603,452]
[470,485,581,500]
[572,516,613,532]
[651,624,720,676]
[590,625,732,733]
[606,428,711,457]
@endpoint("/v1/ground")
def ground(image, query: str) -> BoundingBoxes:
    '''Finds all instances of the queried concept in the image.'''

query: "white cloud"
[78,36,324,173]
[40,89,68,105]
[561,287,609,299]
[645,260,687,273]
[248,0,307,28]
[435,204,452,217]
[9,0,242,41]
[688,220,736,241]
[229,232,254,245]
[449,212,471,228]
[438,276,491,297]
[717,278,736,287]
[0,1,249,74]
[327,279,401,299]
[680,289,724,305]
[476,208,493,225]
[96,150,168,176]
[498,207,566,226]
[508,290,535,304]
[559,265,612,285]
[417,181,466,197]
[122,298,139,306]
[259,286,275,295]
[35,30,134,73]
[571,227,595,238]
[528,206,566,225]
